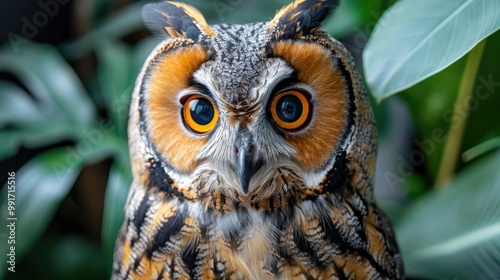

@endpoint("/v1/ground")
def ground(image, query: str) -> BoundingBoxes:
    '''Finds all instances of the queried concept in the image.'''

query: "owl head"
[129,0,376,211]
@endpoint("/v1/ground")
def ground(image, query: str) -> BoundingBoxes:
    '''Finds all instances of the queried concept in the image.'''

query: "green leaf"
[0,43,96,125]
[96,40,135,136]
[0,82,44,126]
[96,40,134,106]
[0,123,76,160]
[0,131,18,159]
[101,162,132,277]
[61,2,144,58]
[396,151,500,279]
[363,0,500,101]
[0,81,80,159]
[15,231,106,280]
[0,148,84,278]
[0,131,123,278]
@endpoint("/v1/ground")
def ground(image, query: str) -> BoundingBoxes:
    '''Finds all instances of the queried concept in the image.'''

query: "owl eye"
[270,90,310,130]
[182,95,219,134]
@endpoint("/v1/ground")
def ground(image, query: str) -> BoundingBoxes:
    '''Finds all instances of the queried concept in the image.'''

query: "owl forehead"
[199,22,278,107]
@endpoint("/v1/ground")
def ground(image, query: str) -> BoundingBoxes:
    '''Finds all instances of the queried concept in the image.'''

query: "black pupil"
[189,98,214,125]
[277,95,303,123]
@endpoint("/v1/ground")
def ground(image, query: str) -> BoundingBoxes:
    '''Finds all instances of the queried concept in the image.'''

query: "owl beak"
[234,131,263,194]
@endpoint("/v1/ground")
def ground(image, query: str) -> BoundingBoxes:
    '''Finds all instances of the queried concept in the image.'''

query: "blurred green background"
[0,0,499,279]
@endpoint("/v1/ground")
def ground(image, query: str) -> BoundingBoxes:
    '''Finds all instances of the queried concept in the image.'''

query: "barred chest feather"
[115,173,400,279]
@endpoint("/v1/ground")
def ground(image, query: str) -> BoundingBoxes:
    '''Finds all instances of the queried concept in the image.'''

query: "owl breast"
[119,179,397,279]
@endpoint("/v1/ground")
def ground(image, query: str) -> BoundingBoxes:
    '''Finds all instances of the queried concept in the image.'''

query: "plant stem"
[462,137,500,163]
[435,40,487,187]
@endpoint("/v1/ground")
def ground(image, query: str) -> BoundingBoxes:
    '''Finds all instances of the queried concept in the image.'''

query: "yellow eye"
[182,95,219,134]
[270,90,310,130]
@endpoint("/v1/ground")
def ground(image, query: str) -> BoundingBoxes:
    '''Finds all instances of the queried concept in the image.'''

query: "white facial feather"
[193,59,297,164]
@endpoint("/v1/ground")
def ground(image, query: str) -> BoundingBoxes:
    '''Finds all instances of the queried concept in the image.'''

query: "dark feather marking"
[148,210,186,256]
[123,269,130,280]
[154,267,164,280]
[181,244,199,278]
[322,215,351,254]
[272,0,340,40]
[334,263,348,280]
[264,256,280,276]
[357,248,391,279]
[323,211,391,277]
[212,257,221,278]
[293,228,324,267]
[148,157,185,200]
[347,195,369,244]
[321,151,347,194]
[333,56,356,139]
[134,194,152,234]
[169,256,175,279]
[269,192,275,211]
[267,204,294,230]
[219,191,226,213]
[223,208,250,249]
[142,2,202,40]
[133,253,143,270]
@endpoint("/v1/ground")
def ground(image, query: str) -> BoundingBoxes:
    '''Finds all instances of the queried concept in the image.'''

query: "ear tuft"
[142,1,216,40]
[269,0,339,40]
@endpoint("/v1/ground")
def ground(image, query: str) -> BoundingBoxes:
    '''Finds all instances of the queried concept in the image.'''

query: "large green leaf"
[0,148,84,278]
[0,43,96,125]
[0,81,45,158]
[396,151,500,279]
[101,162,132,277]
[0,81,82,159]
[363,0,500,101]
[14,231,106,280]
[0,82,44,126]
[0,131,123,278]
[0,43,101,159]
[0,41,134,160]
[0,131,18,159]
[96,40,135,137]
[61,2,144,58]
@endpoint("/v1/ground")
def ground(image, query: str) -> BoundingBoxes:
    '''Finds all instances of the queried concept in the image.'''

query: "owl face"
[132,0,365,207]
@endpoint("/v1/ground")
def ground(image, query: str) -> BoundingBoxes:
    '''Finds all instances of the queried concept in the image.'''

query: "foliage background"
[0,0,499,279]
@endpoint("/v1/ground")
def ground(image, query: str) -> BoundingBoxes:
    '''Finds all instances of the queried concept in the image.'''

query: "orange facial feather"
[272,41,348,170]
[146,45,209,173]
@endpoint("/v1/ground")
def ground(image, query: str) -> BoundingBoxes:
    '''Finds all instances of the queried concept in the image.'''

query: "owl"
[112,0,404,279]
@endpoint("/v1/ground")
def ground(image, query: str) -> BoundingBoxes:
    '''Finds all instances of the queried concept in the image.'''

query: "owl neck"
[143,150,356,214]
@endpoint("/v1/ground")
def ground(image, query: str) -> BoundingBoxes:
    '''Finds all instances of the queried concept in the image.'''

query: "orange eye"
[270,90,310,130]
[182,95,219,134]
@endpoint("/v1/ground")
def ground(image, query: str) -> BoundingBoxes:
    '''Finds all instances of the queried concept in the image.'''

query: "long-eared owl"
[113,0,404,279]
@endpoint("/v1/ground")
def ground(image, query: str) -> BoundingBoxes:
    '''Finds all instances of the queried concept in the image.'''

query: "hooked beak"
[234,130,263,194]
